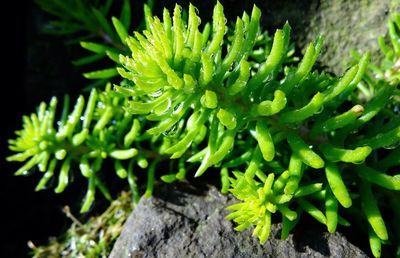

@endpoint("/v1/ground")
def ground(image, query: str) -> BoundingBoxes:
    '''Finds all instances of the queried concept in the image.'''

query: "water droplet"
[21,170,29,176]
[154,98,171,115]
[175,5,182,14]
[383,141,400,150]
[97,102,106,109]
[173,103,184,114]
[150,90,163,98]
[194,6,200,16]
[315,105,324,114]
[39,177,55,190]
[67,115,74,122]
[162,124,178,137]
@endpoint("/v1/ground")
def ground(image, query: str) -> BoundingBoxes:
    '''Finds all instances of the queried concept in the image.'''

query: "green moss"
[29,191,133,258]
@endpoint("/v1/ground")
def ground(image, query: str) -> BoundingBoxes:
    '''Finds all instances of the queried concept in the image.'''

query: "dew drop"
[150,90,163,98]
[352,159,365,165]
[67,115,74,122]
[383,141,400,150]
[315,105,324,114]
[21,169,35,176]
[37,177,55,190]
[226,63,235,73]
[194,6,200,16]
[97,102,106,109]
[162,124,178,137]
[173,103,184,114]
[154,98,172,115]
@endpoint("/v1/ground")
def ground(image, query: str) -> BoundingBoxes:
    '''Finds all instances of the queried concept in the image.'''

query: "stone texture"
[109,182,369,258]
[258,0,400,75]
[296,0,400,75]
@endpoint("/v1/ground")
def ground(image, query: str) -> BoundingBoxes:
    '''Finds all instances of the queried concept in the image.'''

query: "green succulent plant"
[115,2,400,253]
[8,1,400,257]
[7,84,149,212]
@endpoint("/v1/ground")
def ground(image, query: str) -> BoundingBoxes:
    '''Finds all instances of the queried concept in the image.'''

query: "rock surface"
[109,182,369,258]
[250,0,399,75]
[295,0,400,75]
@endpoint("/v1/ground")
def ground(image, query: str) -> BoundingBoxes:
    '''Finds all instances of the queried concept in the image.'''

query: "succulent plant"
[8,1,400,257]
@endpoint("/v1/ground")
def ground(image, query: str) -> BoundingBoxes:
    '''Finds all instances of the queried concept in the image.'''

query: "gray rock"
[109,182,369,258]
[258,0,400,75]
[297,0,400,75]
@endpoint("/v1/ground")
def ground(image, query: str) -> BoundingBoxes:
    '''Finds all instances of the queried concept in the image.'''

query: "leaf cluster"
[7,85,150,212]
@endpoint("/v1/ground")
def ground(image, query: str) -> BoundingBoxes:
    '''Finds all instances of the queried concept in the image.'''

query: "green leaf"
[72,53,106,66]
[92,7,117,41]
[112,17,128,44]
[83,68,118,79]
[119,0,131,28]
[80,41,116,54]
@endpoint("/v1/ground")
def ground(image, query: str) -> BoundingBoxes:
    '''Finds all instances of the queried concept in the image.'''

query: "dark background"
[1,1,86,257]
